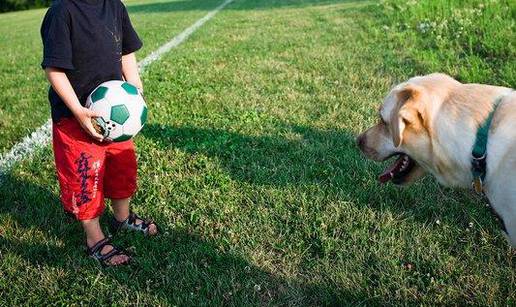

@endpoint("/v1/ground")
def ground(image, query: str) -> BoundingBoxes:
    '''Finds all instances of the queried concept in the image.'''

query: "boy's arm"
[121,53,143,91]
[45,67,104,142]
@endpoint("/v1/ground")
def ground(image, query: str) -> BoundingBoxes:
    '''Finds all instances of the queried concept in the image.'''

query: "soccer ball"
[85,80,148,142]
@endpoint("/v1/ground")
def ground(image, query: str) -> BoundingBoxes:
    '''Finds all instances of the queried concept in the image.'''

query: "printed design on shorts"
[73,152,100,207]
[92,160,101,199]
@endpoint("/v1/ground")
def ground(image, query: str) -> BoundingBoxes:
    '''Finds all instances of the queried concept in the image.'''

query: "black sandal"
[86,237,131,267]
[109,211,158,236]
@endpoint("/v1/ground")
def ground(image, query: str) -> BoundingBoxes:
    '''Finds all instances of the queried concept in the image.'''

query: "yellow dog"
[357,73,515,246]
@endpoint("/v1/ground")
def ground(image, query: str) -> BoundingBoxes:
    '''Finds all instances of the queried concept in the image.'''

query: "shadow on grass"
[141,123,498,230]
[142,123,357,187]
[0,118,505,303]
[127,0,367,14]
[0,173,379,305]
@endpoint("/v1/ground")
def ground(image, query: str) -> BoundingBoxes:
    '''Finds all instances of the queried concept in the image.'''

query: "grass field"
[0,0,515,305]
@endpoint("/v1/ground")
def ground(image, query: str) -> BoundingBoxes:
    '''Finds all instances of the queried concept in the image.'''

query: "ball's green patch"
[113,134,133,142]
[110,104,130,125]
[140,105,148,126]
[121,82,139,95]
[91,86,108,103]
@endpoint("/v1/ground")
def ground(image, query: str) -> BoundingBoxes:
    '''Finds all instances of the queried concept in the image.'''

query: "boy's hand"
[74,107,104,142]
[44,68,104,142]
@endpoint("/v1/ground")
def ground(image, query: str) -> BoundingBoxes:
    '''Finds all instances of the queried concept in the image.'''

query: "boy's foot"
[87,237,131,267]
[110,211,158,236]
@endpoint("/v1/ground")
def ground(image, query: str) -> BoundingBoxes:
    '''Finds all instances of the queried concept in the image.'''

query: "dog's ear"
[391,85,424,147]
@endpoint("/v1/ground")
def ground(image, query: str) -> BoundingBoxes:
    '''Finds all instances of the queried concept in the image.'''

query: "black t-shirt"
[41,0,143,122]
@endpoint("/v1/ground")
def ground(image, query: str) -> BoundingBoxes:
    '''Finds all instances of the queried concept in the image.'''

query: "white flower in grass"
[417,21,431,33]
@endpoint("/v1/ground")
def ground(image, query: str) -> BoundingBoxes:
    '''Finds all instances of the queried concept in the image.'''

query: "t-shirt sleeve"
[121,5,143,55]
[40,5,74,70]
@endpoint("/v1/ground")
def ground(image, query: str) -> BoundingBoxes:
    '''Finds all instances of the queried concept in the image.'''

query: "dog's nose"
[356,134,366,149]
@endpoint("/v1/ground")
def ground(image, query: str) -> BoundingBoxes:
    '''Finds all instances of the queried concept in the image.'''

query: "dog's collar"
[471,98,502,193]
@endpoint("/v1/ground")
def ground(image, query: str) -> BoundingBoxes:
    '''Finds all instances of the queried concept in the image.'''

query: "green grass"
[1,0,515,305]
[378,0,515,87]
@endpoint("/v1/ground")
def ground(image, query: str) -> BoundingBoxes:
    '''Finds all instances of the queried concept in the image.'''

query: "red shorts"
[52,117,137,221]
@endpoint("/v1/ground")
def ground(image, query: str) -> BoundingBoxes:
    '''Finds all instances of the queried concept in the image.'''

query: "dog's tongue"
[378,155,405,183]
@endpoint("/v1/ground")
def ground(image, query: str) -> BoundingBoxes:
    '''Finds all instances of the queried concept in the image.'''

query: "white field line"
[0,0,233,181]
[139,0,234,74]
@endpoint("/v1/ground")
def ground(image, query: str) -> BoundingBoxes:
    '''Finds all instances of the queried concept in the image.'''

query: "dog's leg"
[486,177,516,248]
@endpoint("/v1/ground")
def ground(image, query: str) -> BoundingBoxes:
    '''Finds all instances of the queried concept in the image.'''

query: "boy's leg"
[112,197,157,235]
[112,197,130,221]
[53,118,131,265]
[103,140,137,200]
[105,140,157,235]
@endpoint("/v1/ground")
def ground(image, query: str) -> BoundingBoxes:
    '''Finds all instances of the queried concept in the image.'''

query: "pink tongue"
[378,155,405,183]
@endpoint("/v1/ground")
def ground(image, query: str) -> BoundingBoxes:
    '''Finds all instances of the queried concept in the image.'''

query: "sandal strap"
[87,238,131,266]
[127,212,137,224]
[96,246,123,262]
[110,210,158,235]
[87,237,112,255]
[126,211,155,234]
[109,216,126,233]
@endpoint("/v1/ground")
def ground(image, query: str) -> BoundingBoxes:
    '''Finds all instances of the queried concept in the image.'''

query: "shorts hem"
[105,188,137,200]
[65,209,105,221]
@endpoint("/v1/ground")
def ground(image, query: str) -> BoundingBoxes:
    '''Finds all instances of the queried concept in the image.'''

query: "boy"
[41,0,157,267]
